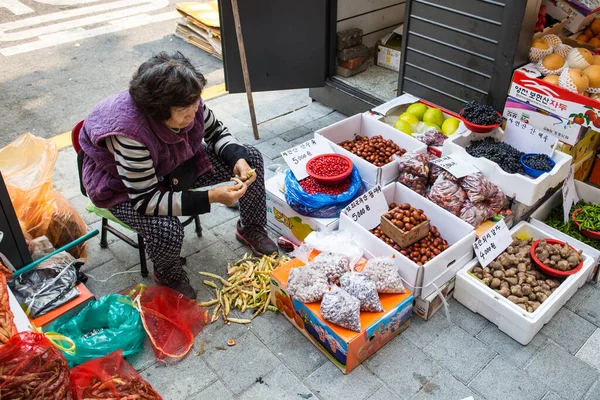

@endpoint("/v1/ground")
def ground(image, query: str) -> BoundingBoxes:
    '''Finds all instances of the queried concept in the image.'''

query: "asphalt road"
[0,0,224,147]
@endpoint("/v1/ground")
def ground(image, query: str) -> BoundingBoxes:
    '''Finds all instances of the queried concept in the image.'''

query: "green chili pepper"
[544,200,600,250]
[574,203,600,231]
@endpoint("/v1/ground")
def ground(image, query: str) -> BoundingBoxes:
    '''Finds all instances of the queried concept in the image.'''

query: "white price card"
[562,165,580,224]
[503,117,558,156]
[430,154,479,178]
[281,137,333,180]
[343,186,389,230]
[472,219,513,268]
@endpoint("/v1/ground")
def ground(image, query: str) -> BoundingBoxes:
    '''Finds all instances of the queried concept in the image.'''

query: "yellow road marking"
[49,83,228,150]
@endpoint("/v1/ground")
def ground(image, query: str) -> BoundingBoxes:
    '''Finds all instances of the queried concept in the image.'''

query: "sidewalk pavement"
[53,89,600,400]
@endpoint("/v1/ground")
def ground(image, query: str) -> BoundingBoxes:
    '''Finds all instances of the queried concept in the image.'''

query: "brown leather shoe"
[235,221,278,256]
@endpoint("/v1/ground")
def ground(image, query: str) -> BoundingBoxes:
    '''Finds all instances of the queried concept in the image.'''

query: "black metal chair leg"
[194,215,202,237]
[100,218,108,248]
[138,235,149,278]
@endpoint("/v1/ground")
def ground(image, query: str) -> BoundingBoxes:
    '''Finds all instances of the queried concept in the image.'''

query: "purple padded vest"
[79,90,212,209]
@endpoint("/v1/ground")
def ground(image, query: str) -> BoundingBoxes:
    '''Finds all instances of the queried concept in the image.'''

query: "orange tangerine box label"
[271,256,414,374]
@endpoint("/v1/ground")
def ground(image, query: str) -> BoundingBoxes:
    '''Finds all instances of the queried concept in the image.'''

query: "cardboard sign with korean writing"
[503,117,558,156]
[281,137,333,180]
[472,220,513,268]
[562,165,580,224]
[343,186,388,230]
[430,154,479,178]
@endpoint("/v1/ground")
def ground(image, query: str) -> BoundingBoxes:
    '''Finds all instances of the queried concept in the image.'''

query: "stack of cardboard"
[175,2,222,59]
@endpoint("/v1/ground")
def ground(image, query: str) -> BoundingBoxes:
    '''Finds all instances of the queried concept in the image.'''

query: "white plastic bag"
[293,230,363,268]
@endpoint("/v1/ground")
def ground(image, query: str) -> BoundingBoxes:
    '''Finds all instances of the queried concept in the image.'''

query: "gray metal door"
[398,0,541,112]
[219,0,330,93]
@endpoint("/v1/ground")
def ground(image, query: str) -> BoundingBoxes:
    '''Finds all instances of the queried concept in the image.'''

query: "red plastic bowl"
[459,110,503,133]
[530,239,584,278]
[572,208,600,240]
[306,154,353,185]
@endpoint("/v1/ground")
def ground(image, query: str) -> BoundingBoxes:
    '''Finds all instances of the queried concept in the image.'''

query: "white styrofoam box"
[315,113,427,186]
[442,128,572,206]
[454,221,595,345]
[265,175,338,246]
[9,288,31,333]
[339,182,476,298]
[529,180,600,282]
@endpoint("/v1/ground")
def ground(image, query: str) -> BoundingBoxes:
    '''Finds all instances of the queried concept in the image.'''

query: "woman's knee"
[245,145,263,168]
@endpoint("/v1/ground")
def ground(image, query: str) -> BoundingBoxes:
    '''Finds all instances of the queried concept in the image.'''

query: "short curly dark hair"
[129,51,207,121]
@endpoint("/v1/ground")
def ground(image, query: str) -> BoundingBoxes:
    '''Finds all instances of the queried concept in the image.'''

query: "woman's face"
[165,98,200,130]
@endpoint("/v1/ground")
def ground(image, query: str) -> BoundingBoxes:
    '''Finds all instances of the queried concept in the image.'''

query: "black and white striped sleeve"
[106,135,210,216]
[202,102,250,170]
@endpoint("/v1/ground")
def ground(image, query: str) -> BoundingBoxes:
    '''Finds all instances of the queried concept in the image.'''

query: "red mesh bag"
[0,332,71,399]
[0,274,17,346]
[70,350,162,400]
[134,286,208,360]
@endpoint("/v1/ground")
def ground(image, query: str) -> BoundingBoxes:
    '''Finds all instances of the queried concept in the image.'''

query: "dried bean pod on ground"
[287,266,329,303]
[320,286,362,332]
[362,258,406,294]
[427,176,466,216]
[310,252,351,284]
[340,272,384,312]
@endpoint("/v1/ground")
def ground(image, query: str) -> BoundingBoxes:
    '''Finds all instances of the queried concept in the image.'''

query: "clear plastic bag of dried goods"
[459,201,497,228]
[320,286,362,332]
[427,176,467,216]
[396,153,430,195]
[28,236,55,261]
[309,252,352,284]
[287,266,329,303]
[398,173,428,196]
[461,172,494,204]
[340,272,383,312]
[298,230,364,268]
[413,128,447,146]
[487,183,508,213]
[362,257,406,294]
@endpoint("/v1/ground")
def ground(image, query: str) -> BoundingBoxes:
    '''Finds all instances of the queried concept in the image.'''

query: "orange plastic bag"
[0,134,87,259]
[132,286,208,360]
[70,350,162,400]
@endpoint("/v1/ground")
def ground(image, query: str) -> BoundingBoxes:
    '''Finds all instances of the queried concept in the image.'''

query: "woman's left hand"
[233,159,257,186]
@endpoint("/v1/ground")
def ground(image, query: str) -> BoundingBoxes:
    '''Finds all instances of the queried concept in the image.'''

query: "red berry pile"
[308,156,350,177]
[299,176,351,195]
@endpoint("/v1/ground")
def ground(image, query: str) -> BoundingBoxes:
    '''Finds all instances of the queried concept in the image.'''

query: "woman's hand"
[208,180,247,207]
[233,159,257,186]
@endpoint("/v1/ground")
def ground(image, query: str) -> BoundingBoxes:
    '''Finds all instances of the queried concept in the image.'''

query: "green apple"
[393,119,413,135]
[399,112,419,127]
[406,103,428,120]
[441,117,461,136]
[423,108,445,127]
[423,122,441,132]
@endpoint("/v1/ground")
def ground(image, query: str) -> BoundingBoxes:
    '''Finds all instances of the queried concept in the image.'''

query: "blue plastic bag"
[284,167,365,218]
[47,294,145,367]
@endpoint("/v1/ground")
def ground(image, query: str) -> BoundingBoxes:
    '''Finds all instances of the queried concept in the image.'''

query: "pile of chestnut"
[339,135,406,167]
[383,203,428,232]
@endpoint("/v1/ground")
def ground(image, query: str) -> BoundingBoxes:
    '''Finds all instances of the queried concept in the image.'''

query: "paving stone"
[305,363,382,400]
[468,356,547,400]
[412,369,480,400]
[108,238,144,269]
[542,392,564,400]
[403,311,452,349]
[279,125,312,142]
[82,237,114,271]
[575,286,600,327]
[141,354,216,398]
[336,62,369,78]
[235,126,280,145]
[125,337,158,372]
[289,132,317,147]
[190,380,235,400]
[185,241,241,285]
[337,28,363,49]
[249,308,293,345]
[260,113,304,135]
[180,222,219,257]
[305,101,334,117]
[337,44,370,61]
[541,307,596,355]
[68,194,100,225]
[304,111,347,132]
[367,386,399,400]
[577,328,600,370]
[448,298,489,336]
[203,331,281,395]
[584,380,600,399]
[239,366,316,400]
[365,336,440,397]
[193,203,239,230]
[255,137,292,160]
[210,218,246,252]
[267,322,328,379]
[84,259,137,299]
[476,324,547,368]
[89,219,136,245]
[423,326,497,384]
[525,340,598,400]
[565,283,595,312]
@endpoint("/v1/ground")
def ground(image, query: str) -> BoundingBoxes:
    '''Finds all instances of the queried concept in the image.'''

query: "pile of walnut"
[472,238,561,313]
[535,239,583,271]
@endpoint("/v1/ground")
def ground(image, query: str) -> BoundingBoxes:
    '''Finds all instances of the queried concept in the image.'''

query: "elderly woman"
[79,52,277,299]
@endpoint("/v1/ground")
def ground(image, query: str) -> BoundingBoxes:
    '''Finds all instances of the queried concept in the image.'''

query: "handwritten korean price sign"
[472,220,513,268]
[430,154,479,178]
[281,137,333,180]
[562,165,579,224]
[504,117,558,156]
[343,186,388,230]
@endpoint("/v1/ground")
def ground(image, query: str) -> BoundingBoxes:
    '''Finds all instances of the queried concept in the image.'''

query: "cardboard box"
[265,175,338,245]
[376,25,403,72]
[509,65,600,142]
[574,150,597,181]
[340,182,476,298]
[315,113,427,186]
[475,209,514,238]
[413,278,454,321]
[504,97,587,147]
[544,0,598,33]
[589,153,600,185]
[271,257,414,374]
[557,129,600,163]
[32,283,94,330]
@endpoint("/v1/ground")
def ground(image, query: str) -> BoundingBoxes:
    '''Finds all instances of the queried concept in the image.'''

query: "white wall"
[337,0,406,48]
